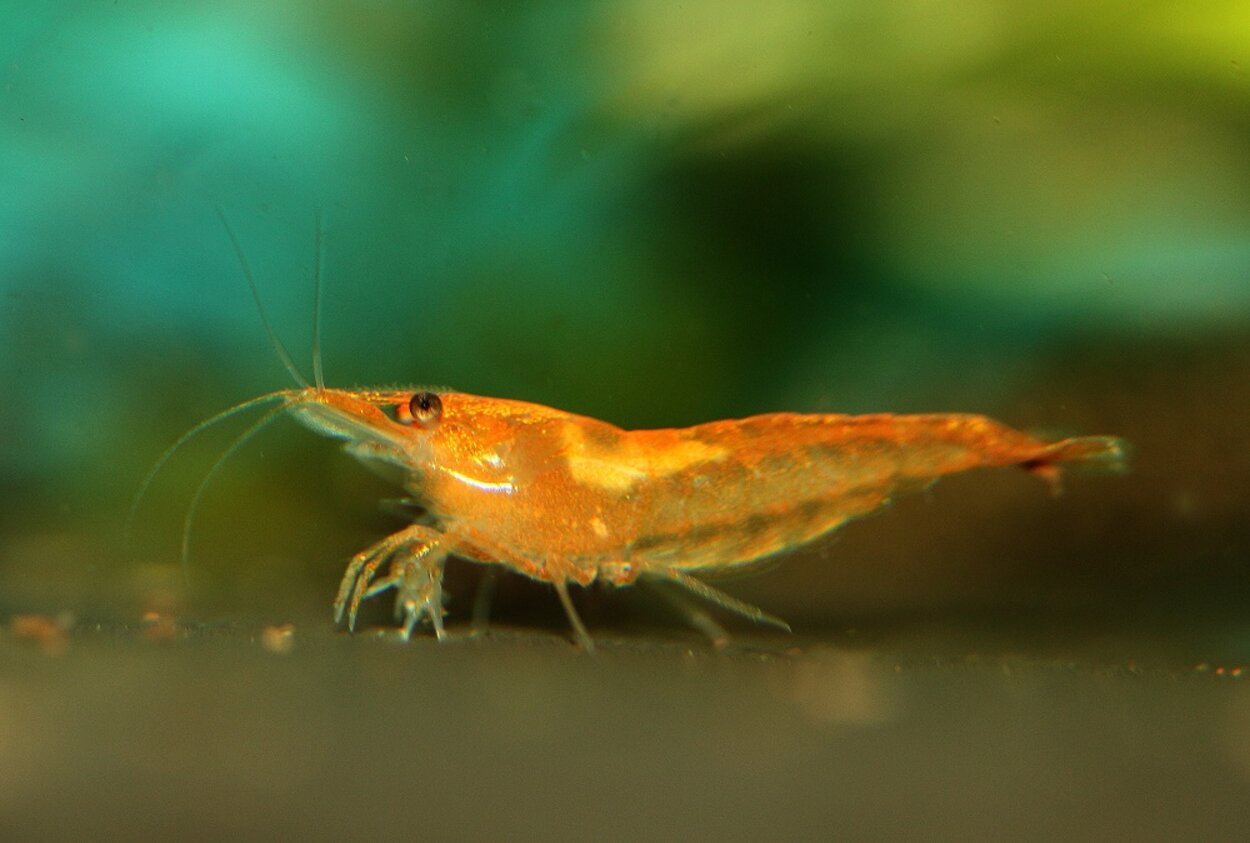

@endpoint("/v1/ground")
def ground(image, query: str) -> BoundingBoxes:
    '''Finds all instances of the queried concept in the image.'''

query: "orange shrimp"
[133,213,1126,652]
[292,388,1123,651]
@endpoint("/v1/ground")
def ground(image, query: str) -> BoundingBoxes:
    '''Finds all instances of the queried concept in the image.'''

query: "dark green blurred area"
[2,1,1250,838]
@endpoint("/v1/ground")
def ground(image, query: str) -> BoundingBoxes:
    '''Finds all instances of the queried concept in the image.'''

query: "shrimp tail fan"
[1023,435,1128,495]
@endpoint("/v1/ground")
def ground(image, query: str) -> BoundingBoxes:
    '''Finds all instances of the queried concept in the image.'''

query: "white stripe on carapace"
[438,466,516,495]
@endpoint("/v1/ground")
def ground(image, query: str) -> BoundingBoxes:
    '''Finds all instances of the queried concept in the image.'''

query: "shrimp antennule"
[179,405,288,577]
[125,391,289,556]
[311,208,326,390]
[214,206,310,389]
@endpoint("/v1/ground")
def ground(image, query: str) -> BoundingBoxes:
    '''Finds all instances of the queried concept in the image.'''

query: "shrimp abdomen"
[625,413,1124,573]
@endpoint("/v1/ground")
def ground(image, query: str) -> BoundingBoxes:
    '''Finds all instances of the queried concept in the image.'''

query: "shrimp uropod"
[140,213,1127,652]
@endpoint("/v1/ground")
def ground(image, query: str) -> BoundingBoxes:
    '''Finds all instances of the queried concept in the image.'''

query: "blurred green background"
[3,0,1247,625]
[3,1,1250,838]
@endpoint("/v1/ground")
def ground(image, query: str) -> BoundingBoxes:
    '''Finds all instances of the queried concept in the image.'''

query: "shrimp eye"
[406,391,442,428]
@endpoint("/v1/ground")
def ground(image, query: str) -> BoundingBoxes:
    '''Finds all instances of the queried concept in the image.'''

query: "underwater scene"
[3,1,1249,838]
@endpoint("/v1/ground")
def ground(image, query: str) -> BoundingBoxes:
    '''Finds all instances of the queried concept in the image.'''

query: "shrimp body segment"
[281,386,1125,647]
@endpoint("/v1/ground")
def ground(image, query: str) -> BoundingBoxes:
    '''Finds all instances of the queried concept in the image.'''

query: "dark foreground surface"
[4,615,1250,841]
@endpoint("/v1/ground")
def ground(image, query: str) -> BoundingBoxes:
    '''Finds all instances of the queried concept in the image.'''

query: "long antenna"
[311,208,325,389]
[214,206,310,388]
[180,404,287,580]
[125,391,288,556]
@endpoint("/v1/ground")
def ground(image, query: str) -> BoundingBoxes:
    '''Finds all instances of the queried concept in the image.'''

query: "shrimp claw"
[332,524,447,634]
[373,547,449,640]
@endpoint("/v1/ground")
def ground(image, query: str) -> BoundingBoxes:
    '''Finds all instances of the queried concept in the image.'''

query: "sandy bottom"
[3,613,1249,841]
